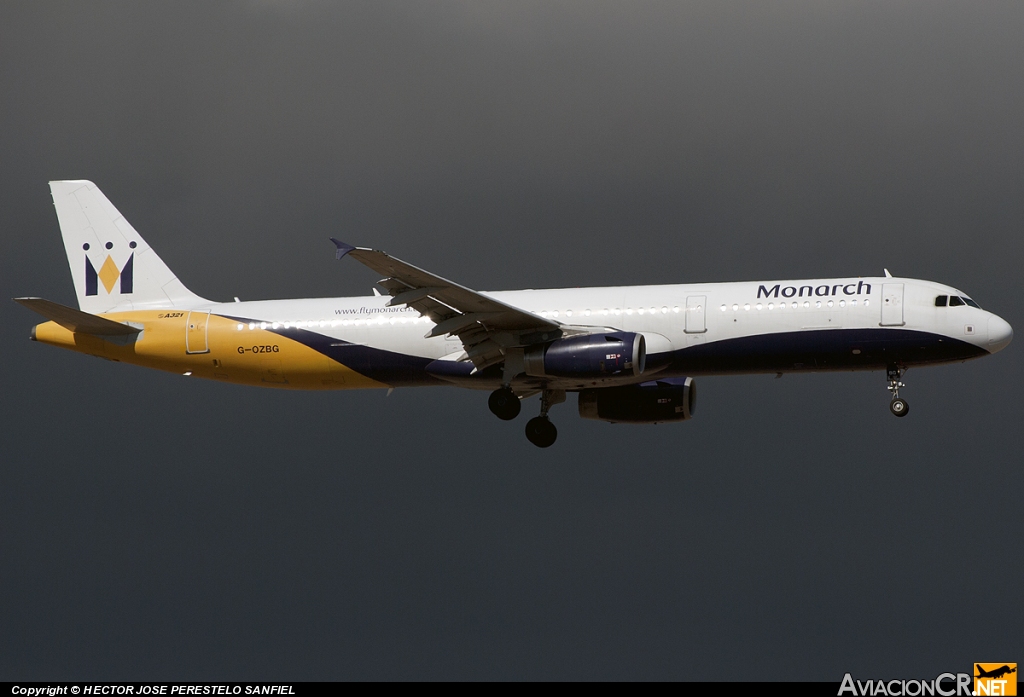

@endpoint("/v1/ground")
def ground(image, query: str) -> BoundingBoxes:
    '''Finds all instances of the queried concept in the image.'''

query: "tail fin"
[49,180,207,313]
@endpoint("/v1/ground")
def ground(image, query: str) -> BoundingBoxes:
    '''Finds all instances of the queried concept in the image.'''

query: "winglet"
[330,238,356,260]
[884,268,893,278]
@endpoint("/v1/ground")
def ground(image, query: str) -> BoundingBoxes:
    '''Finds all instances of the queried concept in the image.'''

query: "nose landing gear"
[890,398,909,417]
[887,365,909,417]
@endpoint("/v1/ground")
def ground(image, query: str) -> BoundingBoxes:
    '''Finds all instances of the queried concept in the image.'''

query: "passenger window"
[948,296,965,307]
[963,297,981,309]
[934,295,947,307]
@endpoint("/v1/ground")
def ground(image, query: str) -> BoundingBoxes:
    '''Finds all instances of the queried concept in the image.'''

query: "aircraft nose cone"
[987,314,1013,353]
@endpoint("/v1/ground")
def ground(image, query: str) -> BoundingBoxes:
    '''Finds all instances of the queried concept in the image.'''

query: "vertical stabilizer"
[49,180,207,313]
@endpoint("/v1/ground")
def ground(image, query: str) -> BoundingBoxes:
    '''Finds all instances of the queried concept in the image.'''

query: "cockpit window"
[935,295,947,307]
[963,297,981,309]
[948,296,965,307]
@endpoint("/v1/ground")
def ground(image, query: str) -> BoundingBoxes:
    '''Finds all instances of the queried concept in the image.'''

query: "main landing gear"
[488,386,564,447]
[887,365,909,418]
[525,389,565,448]
[525,416,557,448]
[488,386,521,421]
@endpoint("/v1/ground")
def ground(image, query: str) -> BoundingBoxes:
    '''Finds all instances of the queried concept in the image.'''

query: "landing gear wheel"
[890,398,909,418]
[886,365,909,418]
[525,416,557,448]
[488,388,521,421]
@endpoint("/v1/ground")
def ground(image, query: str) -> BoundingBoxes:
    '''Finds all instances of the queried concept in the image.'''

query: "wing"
[331,240,563,371]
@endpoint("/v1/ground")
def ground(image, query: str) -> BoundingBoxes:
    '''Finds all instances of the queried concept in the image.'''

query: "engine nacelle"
[578,377,696,423]
[524,332,646,379]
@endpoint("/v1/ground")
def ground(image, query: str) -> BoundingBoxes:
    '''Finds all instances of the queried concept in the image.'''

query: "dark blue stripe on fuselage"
[281,328,441,387]
[220,314,986,387]
[656,327,986,376]
[220,316,442,387]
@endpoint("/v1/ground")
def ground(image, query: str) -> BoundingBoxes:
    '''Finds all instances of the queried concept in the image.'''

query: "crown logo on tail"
[85,253,133,295]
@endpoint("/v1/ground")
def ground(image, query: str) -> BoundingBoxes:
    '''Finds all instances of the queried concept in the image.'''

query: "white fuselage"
[180,275,1009,390]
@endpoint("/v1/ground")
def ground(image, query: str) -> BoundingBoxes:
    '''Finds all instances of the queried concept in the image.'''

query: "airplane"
[15,180,1013,447]
[976,665,1017,680]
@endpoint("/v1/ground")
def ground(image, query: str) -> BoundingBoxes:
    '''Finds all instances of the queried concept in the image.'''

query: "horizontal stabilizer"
[13,297,142,335]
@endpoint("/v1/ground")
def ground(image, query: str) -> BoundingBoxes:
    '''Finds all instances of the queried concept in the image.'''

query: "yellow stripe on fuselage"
[32,311,388,390]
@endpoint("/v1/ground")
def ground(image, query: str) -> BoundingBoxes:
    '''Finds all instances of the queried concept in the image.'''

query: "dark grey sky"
[1,1,1021,680]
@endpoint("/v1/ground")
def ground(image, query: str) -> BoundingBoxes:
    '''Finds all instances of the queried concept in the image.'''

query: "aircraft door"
[185,310,211,354]
[880,284,905,326]
[685,296,707,334]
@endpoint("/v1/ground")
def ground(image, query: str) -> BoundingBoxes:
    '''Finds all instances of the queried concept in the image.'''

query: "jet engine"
[578,377,696,423]
[524,332,645,379]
